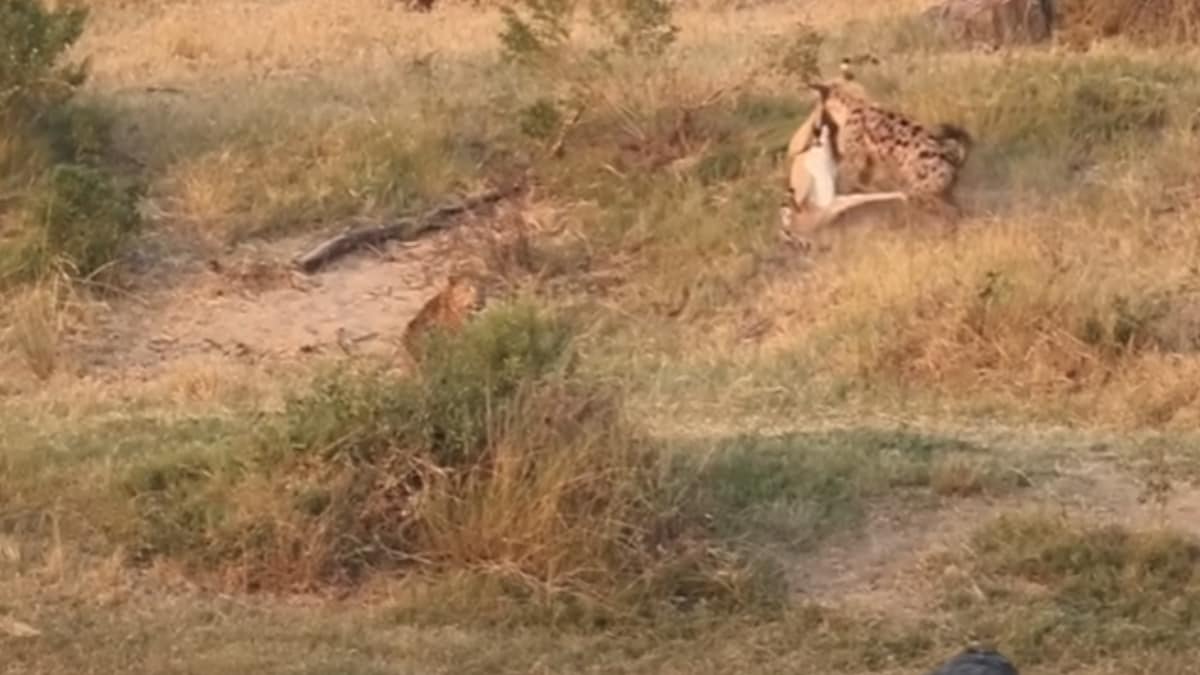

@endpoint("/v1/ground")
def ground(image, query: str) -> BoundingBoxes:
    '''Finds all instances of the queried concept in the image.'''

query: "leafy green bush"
[33,164,140,277]
[765,21,824,82]
[0,0,88,120]
[499,0,574,66]
[283,301,574,466]
[500,0,677,65]
[498,0,681,159]
[416,301,574,462]
[0,0,141,285]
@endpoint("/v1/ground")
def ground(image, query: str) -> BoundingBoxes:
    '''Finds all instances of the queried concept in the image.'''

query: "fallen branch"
[293,186,519,274]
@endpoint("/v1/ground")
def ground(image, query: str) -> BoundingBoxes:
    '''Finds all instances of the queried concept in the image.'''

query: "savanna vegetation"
[4,0,1200,673]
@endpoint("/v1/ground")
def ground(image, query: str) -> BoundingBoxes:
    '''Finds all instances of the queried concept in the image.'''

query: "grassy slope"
[6,0,1200,673]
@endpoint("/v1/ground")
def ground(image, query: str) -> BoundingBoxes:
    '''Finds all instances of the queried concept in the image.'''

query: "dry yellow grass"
[23,0,1197,465]
[581,42,1200,431]
[7,0,1200,672]
[1058,0,1200,45]
[3,281,69,380]
[64,0,941,244]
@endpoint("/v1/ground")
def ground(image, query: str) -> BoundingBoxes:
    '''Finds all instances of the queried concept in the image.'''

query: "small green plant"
[518,98,565,141]
[0,0,89,120]
[499,0,576,66]
[499,0,681,160]
[768,21,825,82]
[36,163,140,278]
[500,0,677,65]
[589,0,679,58]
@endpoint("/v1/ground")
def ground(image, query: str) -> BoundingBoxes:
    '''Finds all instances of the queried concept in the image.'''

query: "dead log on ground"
[293,186,520,274]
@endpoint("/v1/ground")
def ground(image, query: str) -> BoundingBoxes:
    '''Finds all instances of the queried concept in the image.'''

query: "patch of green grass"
[873,54,1197,200]
[22,162,141,278]
[678,429,1018,553]
[0,408,249,575]
[942,512,1200,667]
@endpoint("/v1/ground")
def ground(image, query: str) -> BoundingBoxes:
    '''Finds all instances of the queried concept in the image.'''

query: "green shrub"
[499,0,574,66]
[415,301,574,463]
[500,0,677,65]
[765,21,824,82]
[35,163,139,277]
[283,301,574,466]
[0,0,88,121]
[498,0,681,161]
[0,0,141,286]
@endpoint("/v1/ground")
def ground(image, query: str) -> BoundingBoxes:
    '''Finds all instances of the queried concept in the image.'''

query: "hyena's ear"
[806,81,831,99]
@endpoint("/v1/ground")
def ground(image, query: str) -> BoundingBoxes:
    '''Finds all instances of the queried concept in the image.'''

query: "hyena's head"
[807,53,876,123]
[806,77,869,131]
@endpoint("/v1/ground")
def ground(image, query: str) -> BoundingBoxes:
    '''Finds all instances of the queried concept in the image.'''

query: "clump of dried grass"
[1057,0,1200,45]
[3,278,70,380]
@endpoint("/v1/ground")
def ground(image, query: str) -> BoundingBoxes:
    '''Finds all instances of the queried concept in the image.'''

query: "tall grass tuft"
[3,277,67,379]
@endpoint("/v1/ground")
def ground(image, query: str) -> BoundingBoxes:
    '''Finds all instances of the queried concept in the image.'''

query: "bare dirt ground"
[59,222,490,383]
[794,455,1200,618]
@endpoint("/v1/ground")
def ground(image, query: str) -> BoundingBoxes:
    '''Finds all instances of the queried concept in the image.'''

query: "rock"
[925,0,1054,47]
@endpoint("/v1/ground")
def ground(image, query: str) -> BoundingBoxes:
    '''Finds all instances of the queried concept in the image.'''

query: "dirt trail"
[66,228,470,380]
[792,457,1200,617]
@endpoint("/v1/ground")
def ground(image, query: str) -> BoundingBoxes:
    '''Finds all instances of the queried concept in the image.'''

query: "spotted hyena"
[807,77,973,220]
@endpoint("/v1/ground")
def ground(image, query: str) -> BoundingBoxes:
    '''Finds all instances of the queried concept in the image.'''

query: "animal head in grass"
[402,272,486,360]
